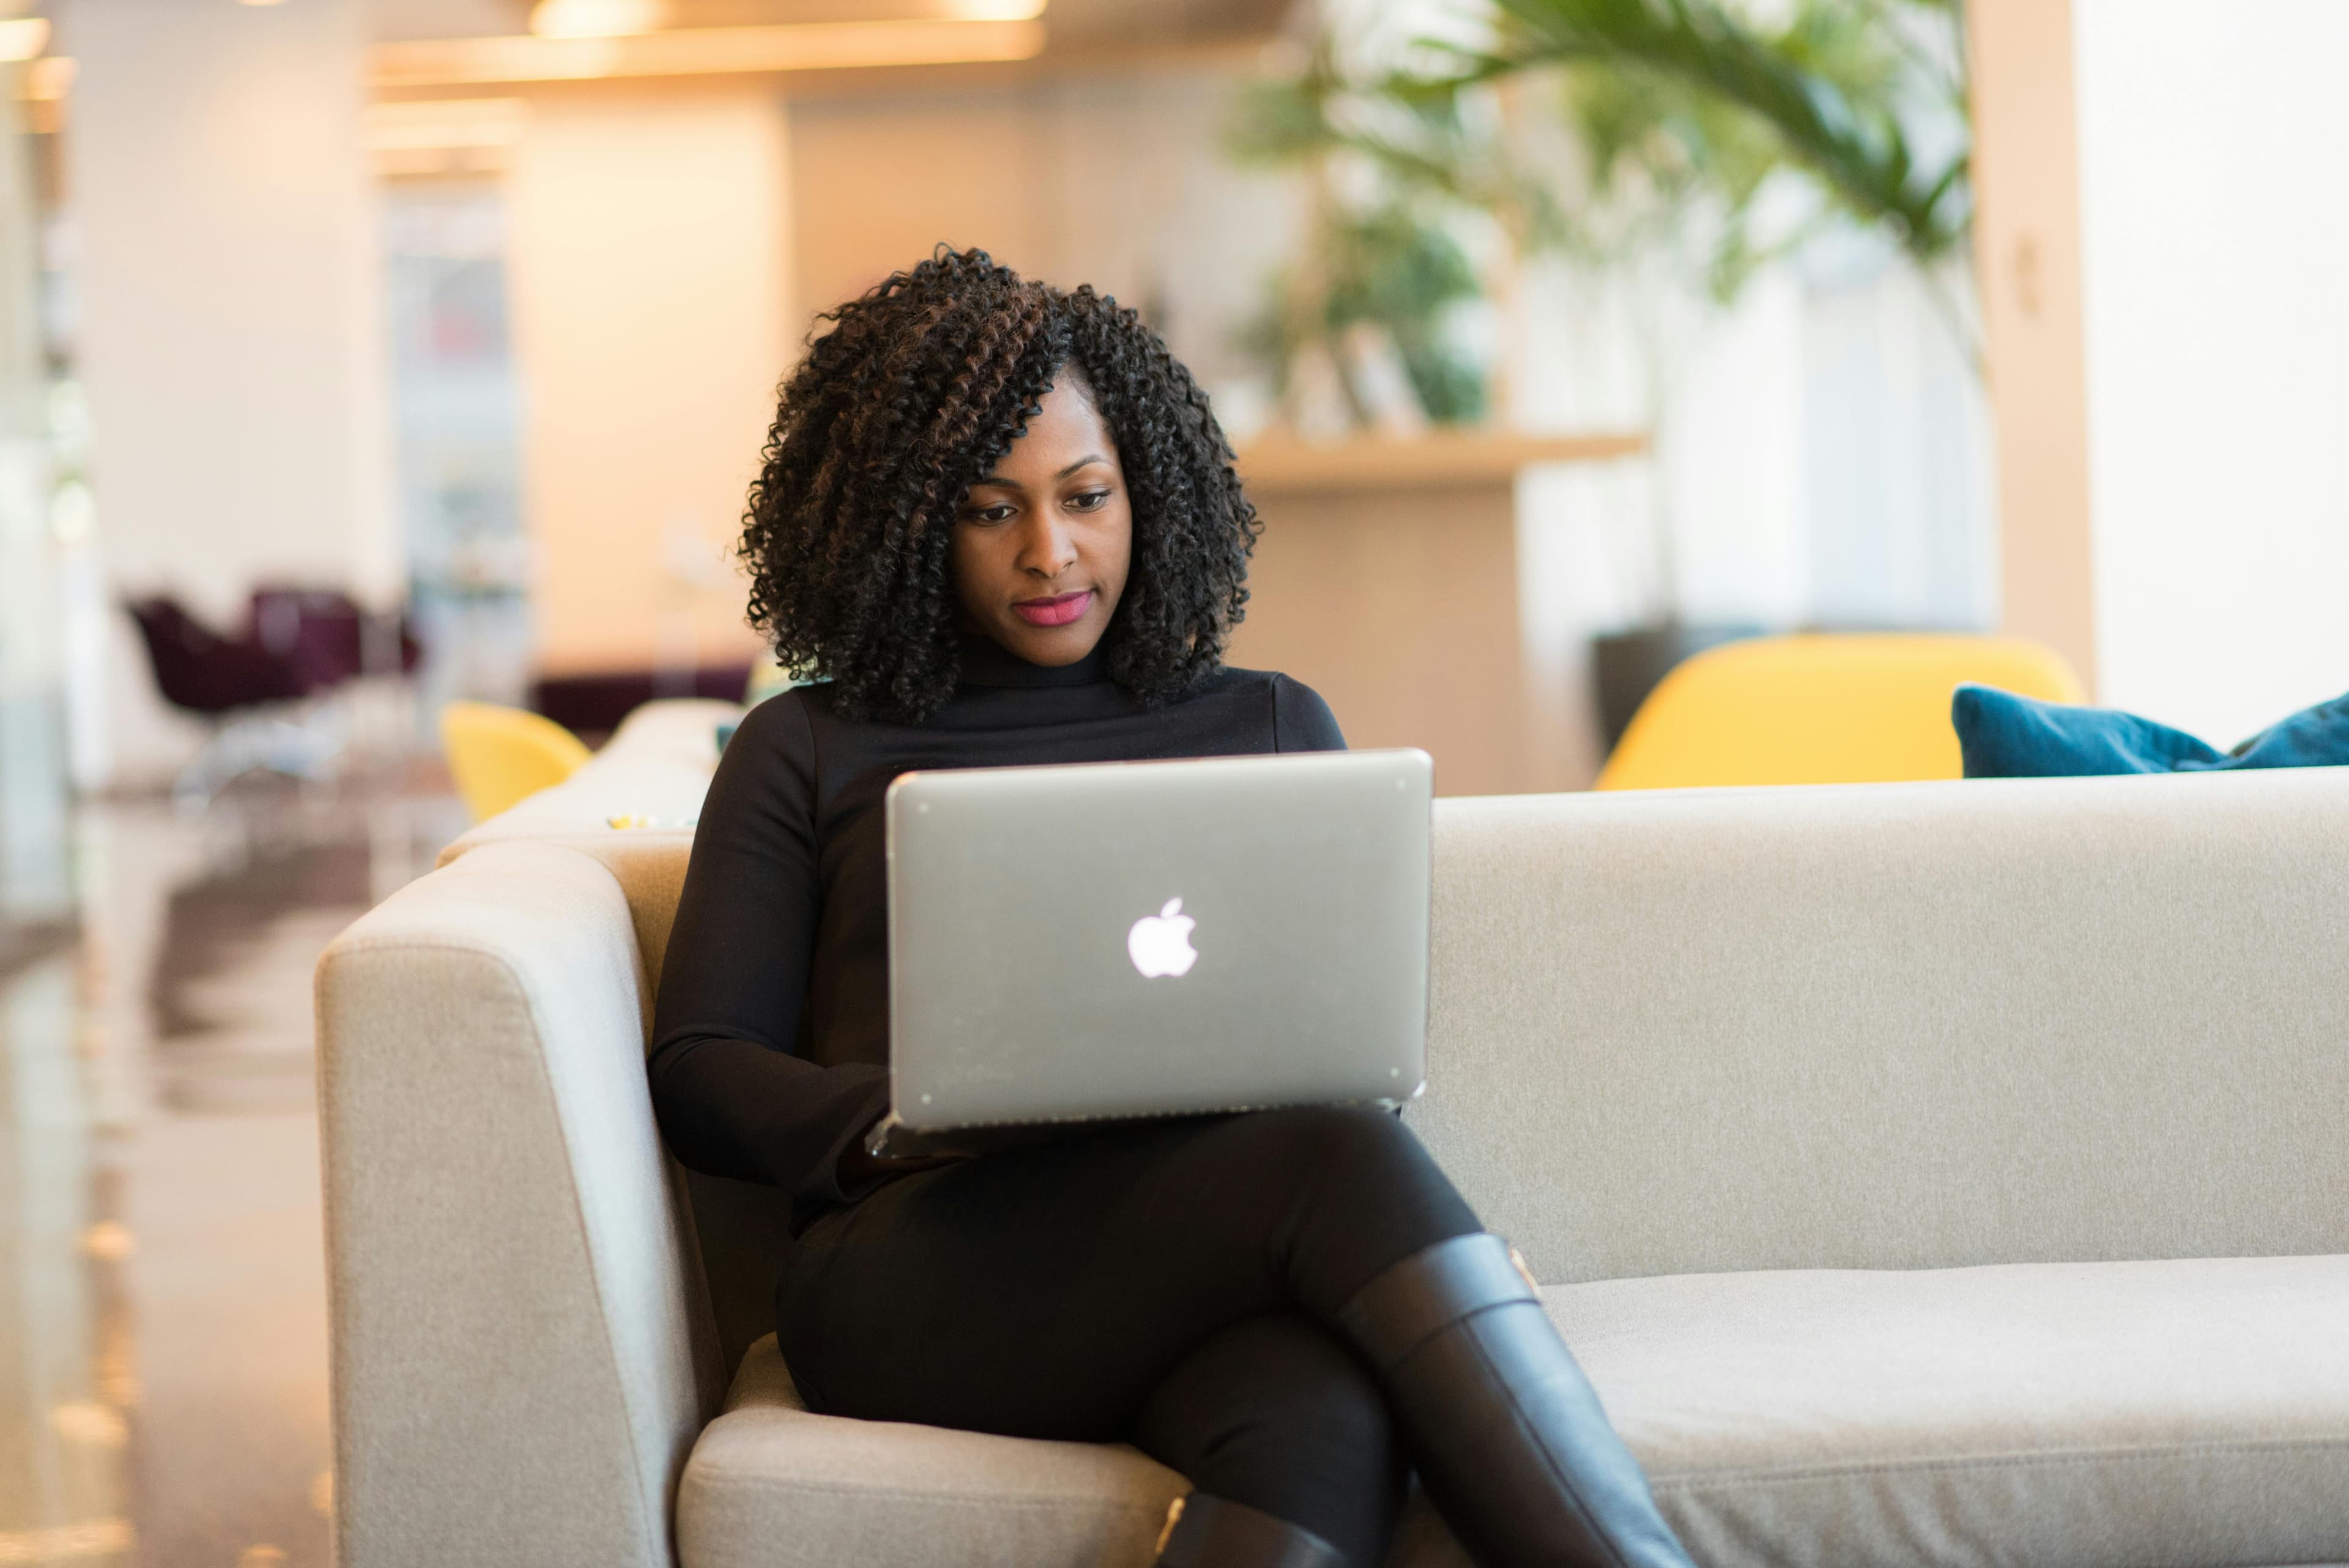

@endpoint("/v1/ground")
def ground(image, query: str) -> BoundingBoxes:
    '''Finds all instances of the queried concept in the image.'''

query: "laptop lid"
[885,748,1431,1132]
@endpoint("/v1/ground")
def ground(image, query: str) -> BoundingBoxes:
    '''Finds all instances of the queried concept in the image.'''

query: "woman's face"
[951,373,1132,667]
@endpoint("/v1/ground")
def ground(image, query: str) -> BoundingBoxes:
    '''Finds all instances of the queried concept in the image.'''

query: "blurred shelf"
[1234,428,1650,496]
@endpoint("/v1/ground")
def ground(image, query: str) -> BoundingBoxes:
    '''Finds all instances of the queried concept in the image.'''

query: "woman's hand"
[837,1122,960,1193]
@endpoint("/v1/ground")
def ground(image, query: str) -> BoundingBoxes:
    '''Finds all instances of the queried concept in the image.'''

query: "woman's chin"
[994,618,1105,666]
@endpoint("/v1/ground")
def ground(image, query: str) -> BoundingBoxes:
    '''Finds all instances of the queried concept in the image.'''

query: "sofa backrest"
[1412,765,2349,1282]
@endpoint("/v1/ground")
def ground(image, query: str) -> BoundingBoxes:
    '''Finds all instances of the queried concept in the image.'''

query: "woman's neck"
[955,631,1112,690]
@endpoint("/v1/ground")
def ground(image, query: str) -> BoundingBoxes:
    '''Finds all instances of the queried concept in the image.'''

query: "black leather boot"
[1153,1492,1346,1568]
[1335,1233,1696,1568]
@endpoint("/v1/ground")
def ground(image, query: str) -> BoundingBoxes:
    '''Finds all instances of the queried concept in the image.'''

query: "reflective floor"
[1,780,464,1568]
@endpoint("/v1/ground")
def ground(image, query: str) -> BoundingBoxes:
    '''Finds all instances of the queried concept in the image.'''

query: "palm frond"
[1441,0,1970,267]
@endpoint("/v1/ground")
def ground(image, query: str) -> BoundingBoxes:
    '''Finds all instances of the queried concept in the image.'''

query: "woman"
[651,249,1695,1568]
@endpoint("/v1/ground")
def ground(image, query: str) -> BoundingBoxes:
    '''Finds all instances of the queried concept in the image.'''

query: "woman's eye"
[1068,489,1111,513]
[965,503,1015,525]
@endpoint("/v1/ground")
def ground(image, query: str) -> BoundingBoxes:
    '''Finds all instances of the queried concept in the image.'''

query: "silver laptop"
[873,748,1431,1153]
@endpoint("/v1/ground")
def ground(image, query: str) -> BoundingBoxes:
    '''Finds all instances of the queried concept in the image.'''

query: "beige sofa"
[316,702,2349,1568]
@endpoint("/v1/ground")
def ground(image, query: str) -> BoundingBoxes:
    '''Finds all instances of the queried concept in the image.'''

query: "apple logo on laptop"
[1127,897,1198,978]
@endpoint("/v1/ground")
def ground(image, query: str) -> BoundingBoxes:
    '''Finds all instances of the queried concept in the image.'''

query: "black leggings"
[776,1105,1483,1566]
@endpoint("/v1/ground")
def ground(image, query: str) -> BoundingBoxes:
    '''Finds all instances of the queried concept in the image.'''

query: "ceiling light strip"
[0,17,51,62]
[375,18,1047,89]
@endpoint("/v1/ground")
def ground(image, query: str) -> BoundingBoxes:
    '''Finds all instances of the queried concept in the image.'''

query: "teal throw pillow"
[1953,685,2349,779]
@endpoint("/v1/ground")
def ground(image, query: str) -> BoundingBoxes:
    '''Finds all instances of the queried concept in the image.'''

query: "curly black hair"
[740,247,1260,723]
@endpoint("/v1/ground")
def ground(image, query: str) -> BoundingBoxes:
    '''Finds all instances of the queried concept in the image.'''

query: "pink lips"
[1012,589,1094,627]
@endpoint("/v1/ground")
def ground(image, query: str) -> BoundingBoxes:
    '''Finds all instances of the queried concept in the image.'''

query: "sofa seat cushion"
[677,1338,1186,1568]
[1556,1254,2349,1568]
[680,1255,2349,1568]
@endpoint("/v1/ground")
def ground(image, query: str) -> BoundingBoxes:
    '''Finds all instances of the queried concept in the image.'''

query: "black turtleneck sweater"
[648,639,1346,1226]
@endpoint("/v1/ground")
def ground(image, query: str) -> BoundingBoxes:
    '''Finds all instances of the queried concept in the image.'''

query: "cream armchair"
[316,717,2349,1568]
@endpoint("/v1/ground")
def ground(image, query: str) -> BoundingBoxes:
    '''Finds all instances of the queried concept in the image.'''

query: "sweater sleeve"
[1271,674,1348,752]
[648,694,890,1208]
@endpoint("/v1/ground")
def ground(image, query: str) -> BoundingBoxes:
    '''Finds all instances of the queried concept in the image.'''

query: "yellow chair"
[439,700,594,823]
[1595,633,2086,791]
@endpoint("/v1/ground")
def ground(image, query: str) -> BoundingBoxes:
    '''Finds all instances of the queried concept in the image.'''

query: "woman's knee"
[1219,1105,1481,1306]
[1138,1313,1397,1486]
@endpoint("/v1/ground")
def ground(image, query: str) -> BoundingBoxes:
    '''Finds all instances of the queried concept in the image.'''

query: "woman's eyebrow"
[971,453,1108,489]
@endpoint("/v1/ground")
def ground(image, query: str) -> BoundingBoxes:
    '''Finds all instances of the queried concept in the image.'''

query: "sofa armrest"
[316,841,724,1568]
[437,698,736,864]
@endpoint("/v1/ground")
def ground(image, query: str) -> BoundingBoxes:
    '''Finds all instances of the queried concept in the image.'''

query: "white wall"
[1802,251,1994,631]
[504,89,790,677]
[1660,267,1812,628]
[786,67,1298,395]
[2074,0,2349,742]
[1510,248,1993,637]
[63,0,390,782]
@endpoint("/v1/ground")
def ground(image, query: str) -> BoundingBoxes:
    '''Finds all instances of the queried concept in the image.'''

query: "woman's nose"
[1015,513,1077,578]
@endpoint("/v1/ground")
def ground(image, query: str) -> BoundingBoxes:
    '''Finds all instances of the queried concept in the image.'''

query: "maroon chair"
[248,587,422,694]
[126,596,311,713]
[124,596,346,806]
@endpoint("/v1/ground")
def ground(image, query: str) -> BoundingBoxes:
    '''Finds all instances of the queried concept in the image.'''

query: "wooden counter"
[1238,429,1647,494]
[1228,429,1649,797]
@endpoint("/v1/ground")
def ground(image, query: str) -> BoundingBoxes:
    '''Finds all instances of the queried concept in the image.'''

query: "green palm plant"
[1443,0,1971,300]
[1238,204,1491,428]
[1227,46,1543,429]
[1230,0,1973,429]
[1230,43,1567,253]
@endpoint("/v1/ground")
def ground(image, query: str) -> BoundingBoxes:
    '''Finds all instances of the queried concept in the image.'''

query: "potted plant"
[1234,0,1976,742]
